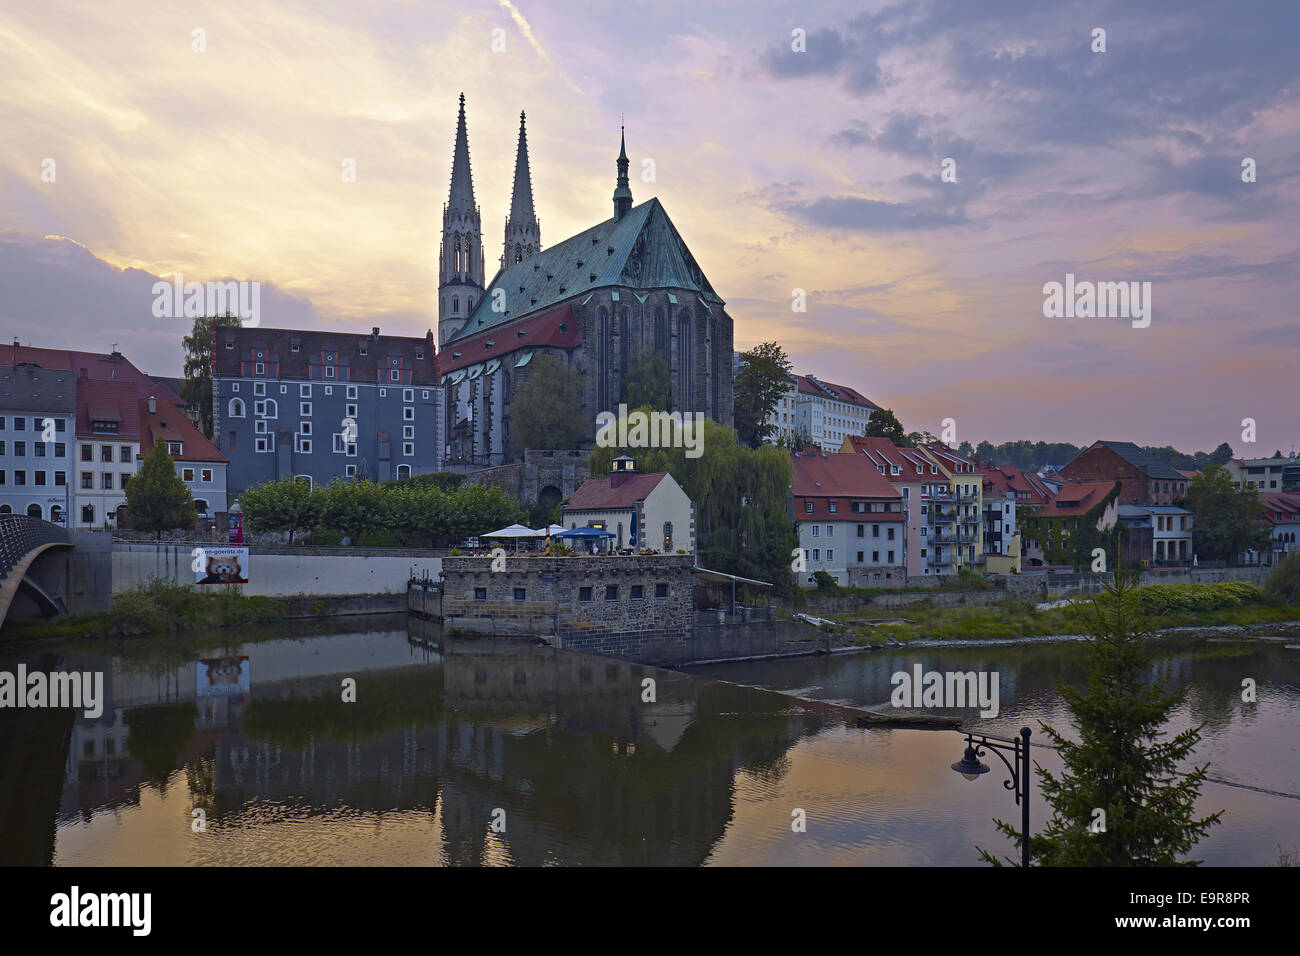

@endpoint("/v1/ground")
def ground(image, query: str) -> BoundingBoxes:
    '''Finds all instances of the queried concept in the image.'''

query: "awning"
[692,566,773,588]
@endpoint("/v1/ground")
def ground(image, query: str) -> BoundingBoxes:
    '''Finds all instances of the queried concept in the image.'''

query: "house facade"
[561,457,695,553]
[212,326,441,498]
[1117,505,1194,567]
[1057,440,1189,505]
[919,444,985,572]
[0,366,75,523]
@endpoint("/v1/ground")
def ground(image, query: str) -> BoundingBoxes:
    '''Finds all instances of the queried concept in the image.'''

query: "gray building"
[0,366,76,523]
[213,326,441,497]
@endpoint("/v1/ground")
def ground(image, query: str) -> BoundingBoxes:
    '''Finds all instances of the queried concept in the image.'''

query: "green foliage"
[1184,465,1270,562]
[811,571,840,593]
[864,407,907,445]
[241,477,318,542]
[181,312,242,437]
[1263,553,1300,605]
[387,471,464,492]
[733,342,793,448]
[621,351,673,412]
[980,562,1222,866]
[1021,482,1122,570]
[125,441,195,538]
[1133,581,1261,615]
[588,417,799,594]
[511,353,588,451]
[106,577,285,637]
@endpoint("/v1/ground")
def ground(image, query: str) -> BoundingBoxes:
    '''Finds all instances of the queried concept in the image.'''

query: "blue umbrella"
[555,527,615,538]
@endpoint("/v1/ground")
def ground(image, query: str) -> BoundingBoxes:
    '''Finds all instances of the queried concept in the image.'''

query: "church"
[437,95,734,467]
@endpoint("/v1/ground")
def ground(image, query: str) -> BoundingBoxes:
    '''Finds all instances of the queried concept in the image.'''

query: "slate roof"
[0,366,76,413]
[1094,441,1187,480]
[563,472,670,510]
[795,374,878,409]
[438,304,582,376]
[450,197,723,342]
[213,326,439,384]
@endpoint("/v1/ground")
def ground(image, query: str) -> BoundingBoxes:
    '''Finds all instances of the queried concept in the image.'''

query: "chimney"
[147,395,157,415]
[371,326,380,342]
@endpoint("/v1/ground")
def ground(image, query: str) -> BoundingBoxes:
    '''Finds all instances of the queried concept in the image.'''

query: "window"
[403,406,414,421]
[12,418,23,431]
[888,527,895,540]
[81,472,92,489]
[167,441,182,456]
[98,445,110,462]
[811,526,819,538]
[14,470,25,485]
[300,402,312,416]
[54,471,65,486]
[254,362,265,375]
[403,442,414,456]
[201,468,212,483]
[888,550,895,563]
[325,386,332,395]
[255,420,267,434]
[396,464,411,479]
[300,384,312,398]
[811,549,820,560]
[474,587,487,600]
[826,525,833,537]
[920,527,927,537]
[605,585,618,601]
[54,442,65,457]
[120,473,131,489]
[513,587,526,601]
[804,501,814,514]
[403,389,414,402]
[35,471,46,485]
[255,437,269,453]
[347,385,358,400]
[390,369,400,383]
[579,586,593,602]
[102,473,113,489]
[254,382,266,396]
[300,421,312,436]
[182,468,195,481]
[228,398,245,418]
[654,583,668,598]
[346,403,358,418]
[0,440,5,454]
[857,551,864,563]
[325,366,335,379]
[826,549,834,562]
[631,585,644,600]
[379,388,386,397]
[422,390,429,400]
[0,417,4,429]
[297,438,313,454]
[873,525,880,537]
[345,464,357,477]
[34,442,45,457]
[873,551,879,562]
[828,501,837,514]
[856,524,864,537]
[402,425,414,440]
[14,441,25,456]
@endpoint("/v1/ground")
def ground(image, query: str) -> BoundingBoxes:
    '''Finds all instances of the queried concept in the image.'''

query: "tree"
[318,479,388,546]
[733,342,793,447]
[957,440,974,458]
[1184,465,1269,562]
[980,559,1222,865]
[904,430,938,448]
[181,313,242,438]
[241,478,320,542]
[621,351,672,412]
[864,407,907,445]
[126,441,195,540]
[511,354,588,451]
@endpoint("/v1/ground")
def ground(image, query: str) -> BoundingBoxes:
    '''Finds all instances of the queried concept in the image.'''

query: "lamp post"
[951,726,1033,868]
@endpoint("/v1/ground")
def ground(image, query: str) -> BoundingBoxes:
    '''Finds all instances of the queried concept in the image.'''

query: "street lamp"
[951,727,1033,868]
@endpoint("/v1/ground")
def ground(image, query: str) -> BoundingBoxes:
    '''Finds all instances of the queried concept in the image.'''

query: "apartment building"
[0,366,76,523]
[1227,455,1300,493]
[918,444,985,572]
[763,373,877,450]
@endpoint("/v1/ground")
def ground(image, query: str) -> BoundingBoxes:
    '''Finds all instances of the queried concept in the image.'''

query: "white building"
[561,456,695,553]
[762,373,877,450]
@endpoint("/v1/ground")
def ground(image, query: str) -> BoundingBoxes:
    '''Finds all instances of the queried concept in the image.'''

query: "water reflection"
[2,626,1296,866]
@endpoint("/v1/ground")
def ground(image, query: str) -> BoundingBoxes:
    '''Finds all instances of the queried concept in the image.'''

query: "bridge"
[0,515,73,626]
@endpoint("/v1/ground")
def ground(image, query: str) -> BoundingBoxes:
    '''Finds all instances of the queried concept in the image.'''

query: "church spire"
[438,92,484,348]
[613,124,633,221]
[503,110,541,268]
[447,92,476,212]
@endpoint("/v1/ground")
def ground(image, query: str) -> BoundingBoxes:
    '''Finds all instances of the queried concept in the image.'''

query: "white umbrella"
[482,523,544,553]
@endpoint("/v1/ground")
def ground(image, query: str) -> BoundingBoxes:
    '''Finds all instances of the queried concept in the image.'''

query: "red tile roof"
[793,452,902,499]
[438,304,581,375]
[842,436,949,487]
[1039,480,1116,517]
[139,398,227,463]
[76,380,142,440]
[1259,493,1300,524]
[0,345,72,370]
[793,374,879,409]
[563,471,670,510]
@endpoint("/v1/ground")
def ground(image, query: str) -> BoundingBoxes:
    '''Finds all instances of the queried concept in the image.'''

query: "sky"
[1,0,1297,455]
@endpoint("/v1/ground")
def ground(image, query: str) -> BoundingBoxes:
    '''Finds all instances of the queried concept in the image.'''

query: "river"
[2,617,1296,866]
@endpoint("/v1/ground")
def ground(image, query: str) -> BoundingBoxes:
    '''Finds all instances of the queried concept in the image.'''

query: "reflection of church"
[437,96,735,466]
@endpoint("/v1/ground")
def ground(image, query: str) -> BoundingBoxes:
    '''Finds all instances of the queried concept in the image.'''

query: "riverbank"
[0,580,405,647]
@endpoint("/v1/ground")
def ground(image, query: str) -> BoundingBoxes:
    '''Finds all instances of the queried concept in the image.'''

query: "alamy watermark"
[151,274,261,327]
[890,665,1000,717]
[1042,273,1151,328]
[1,666,103,718]
[595,403,705,459]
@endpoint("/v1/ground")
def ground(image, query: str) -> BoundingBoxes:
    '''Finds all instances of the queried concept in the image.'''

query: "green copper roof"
[448,197,724,342]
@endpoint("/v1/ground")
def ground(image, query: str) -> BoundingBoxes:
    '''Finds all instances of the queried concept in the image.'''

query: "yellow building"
[918,444,986,574]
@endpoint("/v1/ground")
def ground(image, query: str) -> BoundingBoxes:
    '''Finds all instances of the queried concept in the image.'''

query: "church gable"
[618,200,721,303]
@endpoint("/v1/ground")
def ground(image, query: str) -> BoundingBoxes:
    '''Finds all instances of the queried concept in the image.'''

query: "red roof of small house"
[75,380,142,440]
[138,398,227,463]
[1039,480,1116,517]
[438,304,581,375]
[979,463,1054,506]
[563,471,670,511]
[792,451,904,521]
[1259,493,1300,525]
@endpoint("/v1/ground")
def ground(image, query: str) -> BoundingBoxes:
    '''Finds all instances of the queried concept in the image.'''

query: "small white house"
[561,456,695,553]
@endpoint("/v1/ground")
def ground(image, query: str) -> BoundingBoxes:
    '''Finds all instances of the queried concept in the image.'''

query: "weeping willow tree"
[589,412,798,594]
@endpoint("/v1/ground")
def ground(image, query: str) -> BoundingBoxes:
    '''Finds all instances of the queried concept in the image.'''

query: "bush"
[1263,554,1300,606]
[1131,581,1262,615]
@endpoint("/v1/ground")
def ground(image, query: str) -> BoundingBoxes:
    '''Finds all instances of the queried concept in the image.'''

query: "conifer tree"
[980,549,1222,865]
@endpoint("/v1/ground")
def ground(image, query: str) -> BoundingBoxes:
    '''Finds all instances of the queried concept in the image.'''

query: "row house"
[1258,493,1300,564]
[790,449,905,587]
[918,444,985,572]
[764,373,877,450]
[1117,505,1195,567]
[139,395,228,522]
[979,466,1020,572]
[213,326,441,498]
[1029,480,1118,568]
[1057,440,1189,505]
[0,366,75,523]
[841,436,953,577]
[74,380,141,527]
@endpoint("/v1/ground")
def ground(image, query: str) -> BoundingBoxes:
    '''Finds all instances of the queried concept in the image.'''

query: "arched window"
[193,499,209,515]
[0,504,11,514]
[396,464,411,479]
[464,236,472,273]
[619,307,629,374]
[677,310,693,409]
[228,397,245,418]
[654,307,667,357]
[262,399,278,418]
[453,235,462,273]
[598,307,610,409]
[26,503,41,518]
[80,505,93,524]
[50,505,64,524]
[452,295,459,314]
[525,244,533,257]
[514,244,522,264]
